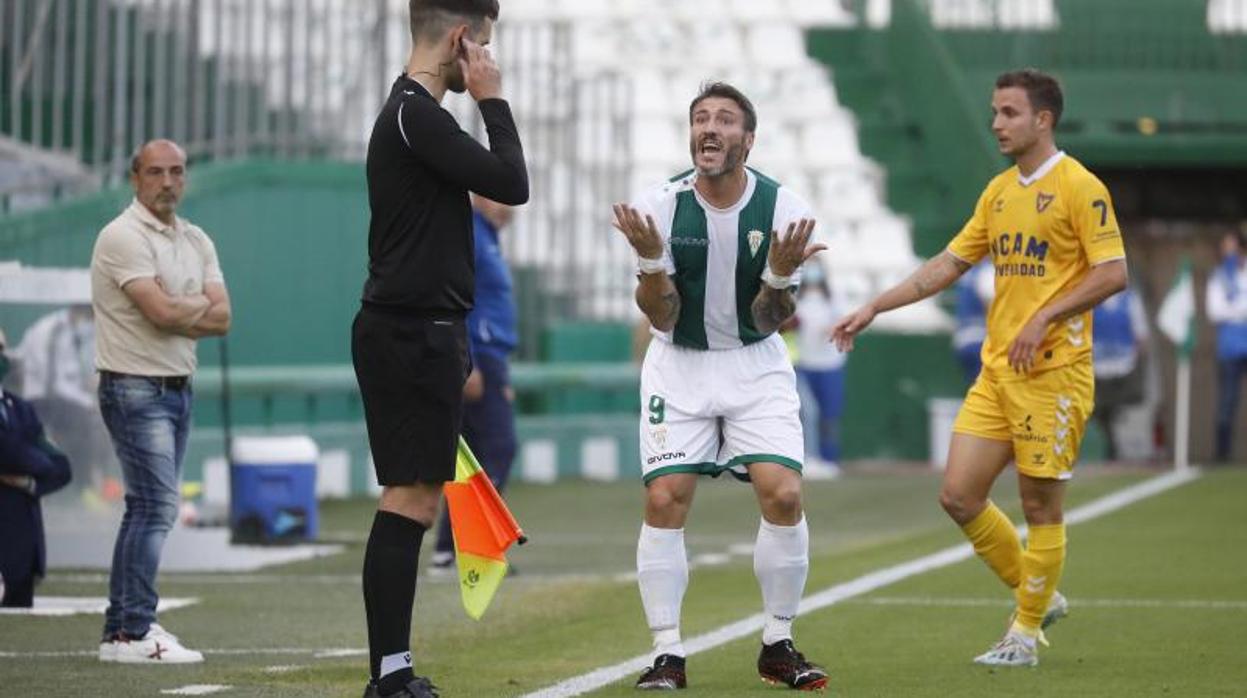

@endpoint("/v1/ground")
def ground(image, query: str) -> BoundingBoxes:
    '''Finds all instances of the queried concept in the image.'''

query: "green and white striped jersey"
[633,167,816,351]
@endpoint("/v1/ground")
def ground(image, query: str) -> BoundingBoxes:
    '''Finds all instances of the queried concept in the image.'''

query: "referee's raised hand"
[459,37,501,101]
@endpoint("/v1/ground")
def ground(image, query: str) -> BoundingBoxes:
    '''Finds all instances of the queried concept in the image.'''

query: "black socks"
[363,510,426,695]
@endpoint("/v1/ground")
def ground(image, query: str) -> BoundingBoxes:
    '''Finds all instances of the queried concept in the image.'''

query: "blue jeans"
[796,368,845,463]
[1215,356,1247,461]
[98,374,192,639]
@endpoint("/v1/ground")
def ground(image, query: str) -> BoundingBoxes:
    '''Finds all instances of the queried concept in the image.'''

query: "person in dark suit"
[0,327,73,607]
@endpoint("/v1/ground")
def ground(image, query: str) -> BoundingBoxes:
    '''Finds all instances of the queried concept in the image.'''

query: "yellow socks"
[960,502,1023,589]
[1014,523,1067,632]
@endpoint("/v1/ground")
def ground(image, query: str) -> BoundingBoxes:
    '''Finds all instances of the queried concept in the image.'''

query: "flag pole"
[1174,356,1191,472]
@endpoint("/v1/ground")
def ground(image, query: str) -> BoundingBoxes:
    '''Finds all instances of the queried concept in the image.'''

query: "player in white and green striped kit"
[613,82,830,691]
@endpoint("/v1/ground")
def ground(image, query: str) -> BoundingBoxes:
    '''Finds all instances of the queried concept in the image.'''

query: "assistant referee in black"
[352,2,526,697]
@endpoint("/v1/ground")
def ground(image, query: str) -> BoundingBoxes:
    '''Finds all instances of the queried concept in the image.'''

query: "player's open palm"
[612,203,664,260]
[459,37,501,101]
[768,218,825,276]
[831,305,876,352]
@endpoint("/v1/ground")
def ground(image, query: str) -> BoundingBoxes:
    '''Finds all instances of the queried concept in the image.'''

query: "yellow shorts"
[952,359,1095,480]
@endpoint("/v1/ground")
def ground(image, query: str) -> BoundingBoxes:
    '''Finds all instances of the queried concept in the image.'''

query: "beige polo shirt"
[91,199,225,376]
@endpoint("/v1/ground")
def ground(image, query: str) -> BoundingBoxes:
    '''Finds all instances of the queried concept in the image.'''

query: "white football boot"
[974,630,1039,667]
[1041,590,1069,630]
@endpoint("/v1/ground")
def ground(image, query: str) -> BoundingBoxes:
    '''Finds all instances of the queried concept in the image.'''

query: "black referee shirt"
[361,75,528,314]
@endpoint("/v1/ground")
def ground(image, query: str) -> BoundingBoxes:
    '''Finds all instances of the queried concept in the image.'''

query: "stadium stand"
[5,0,1247,480]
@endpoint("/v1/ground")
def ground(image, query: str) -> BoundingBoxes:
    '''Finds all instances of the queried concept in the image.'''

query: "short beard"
[1005,134,1039,159]
[692,142,745,179]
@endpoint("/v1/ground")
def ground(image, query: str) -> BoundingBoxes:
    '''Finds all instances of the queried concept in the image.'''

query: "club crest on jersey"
[1036,191,1055,213]
[650,425,668,449]
[748,229,765,258]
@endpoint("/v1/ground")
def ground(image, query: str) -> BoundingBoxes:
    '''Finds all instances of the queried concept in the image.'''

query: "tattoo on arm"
[947,254,972,274]
[911,253,971,300]
[658,290,681,329]
[751,287,797,335]
[637,277,681,332]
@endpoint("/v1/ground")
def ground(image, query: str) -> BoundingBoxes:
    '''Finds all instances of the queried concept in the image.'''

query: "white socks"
[637,523,689,658]
[638,517,809,656]
[379,650,412,680]
[754,516,810,646]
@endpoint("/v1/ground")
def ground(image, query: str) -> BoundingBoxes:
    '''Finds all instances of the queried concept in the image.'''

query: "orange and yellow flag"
[443,438,526,619]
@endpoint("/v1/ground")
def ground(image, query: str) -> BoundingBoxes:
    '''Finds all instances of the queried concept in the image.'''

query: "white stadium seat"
[788,0,860,27]
[632,117,685,166]
[800,119,862,168]
[728,0,789,23]
[670,0,731,22]
[570,22,619,69]
[929,0,994,28]
[996,0,1059,30]
[687,21,746,69]
[815,169,881,221]
[746,24,808,69]
[632,69,677,117]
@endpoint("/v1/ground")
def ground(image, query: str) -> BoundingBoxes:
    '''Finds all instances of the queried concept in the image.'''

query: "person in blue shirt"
[952,260,993,385]
[1207,230,1247,462]
[0,327,73,607]
[431,195,519,571]
[1091,286,1150,461]
[791,262,846,478]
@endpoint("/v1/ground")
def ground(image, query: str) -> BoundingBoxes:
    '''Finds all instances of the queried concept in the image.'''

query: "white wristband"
[761,267,796,290]
[637,255,667,275]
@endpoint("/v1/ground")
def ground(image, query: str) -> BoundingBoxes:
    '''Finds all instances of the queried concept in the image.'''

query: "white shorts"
[639,334,804,484]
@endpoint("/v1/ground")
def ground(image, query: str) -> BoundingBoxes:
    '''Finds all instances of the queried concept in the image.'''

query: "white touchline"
[0,647,366,659]
[518,468,1201,698]
[160,686,232,696]
[852,596,1247,610]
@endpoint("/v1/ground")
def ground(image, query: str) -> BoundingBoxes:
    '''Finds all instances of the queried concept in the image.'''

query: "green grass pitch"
[2,467,1244,696]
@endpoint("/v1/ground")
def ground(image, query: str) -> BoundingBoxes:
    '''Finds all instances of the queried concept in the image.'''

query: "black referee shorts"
[351,305,470,485]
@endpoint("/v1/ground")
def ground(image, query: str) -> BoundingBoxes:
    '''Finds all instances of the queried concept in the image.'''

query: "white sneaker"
[973,630,1038,667]
[114,624,204,664]
[1042,590,1069,630]
[427,552,456,579]
[802,458,842,481]
[98,638,120,663]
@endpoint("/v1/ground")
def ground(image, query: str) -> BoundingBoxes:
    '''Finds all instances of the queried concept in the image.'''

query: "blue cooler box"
[230,436,319,544]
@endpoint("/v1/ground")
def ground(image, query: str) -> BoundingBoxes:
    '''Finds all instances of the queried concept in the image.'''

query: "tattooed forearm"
[870,252,969,314]
[655,290,681,330]
[636,274,682,332]
[752,286,797,335]
[911,254,968,299]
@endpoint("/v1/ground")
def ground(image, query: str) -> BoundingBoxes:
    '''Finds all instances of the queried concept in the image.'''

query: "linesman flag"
[443,438,527,619]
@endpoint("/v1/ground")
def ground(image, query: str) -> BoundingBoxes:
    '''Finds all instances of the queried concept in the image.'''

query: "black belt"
[100,370,191,390]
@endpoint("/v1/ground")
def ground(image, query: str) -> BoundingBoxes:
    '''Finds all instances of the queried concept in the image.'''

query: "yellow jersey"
[947,152,1125,375]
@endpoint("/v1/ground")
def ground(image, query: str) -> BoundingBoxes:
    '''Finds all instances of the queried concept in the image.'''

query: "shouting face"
[689,96,754,179]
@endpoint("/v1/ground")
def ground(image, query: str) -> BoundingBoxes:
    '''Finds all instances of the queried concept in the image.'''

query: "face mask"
[0,353,10,383]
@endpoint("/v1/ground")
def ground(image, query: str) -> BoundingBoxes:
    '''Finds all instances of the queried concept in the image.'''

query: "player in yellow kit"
[833,69,1128,666]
